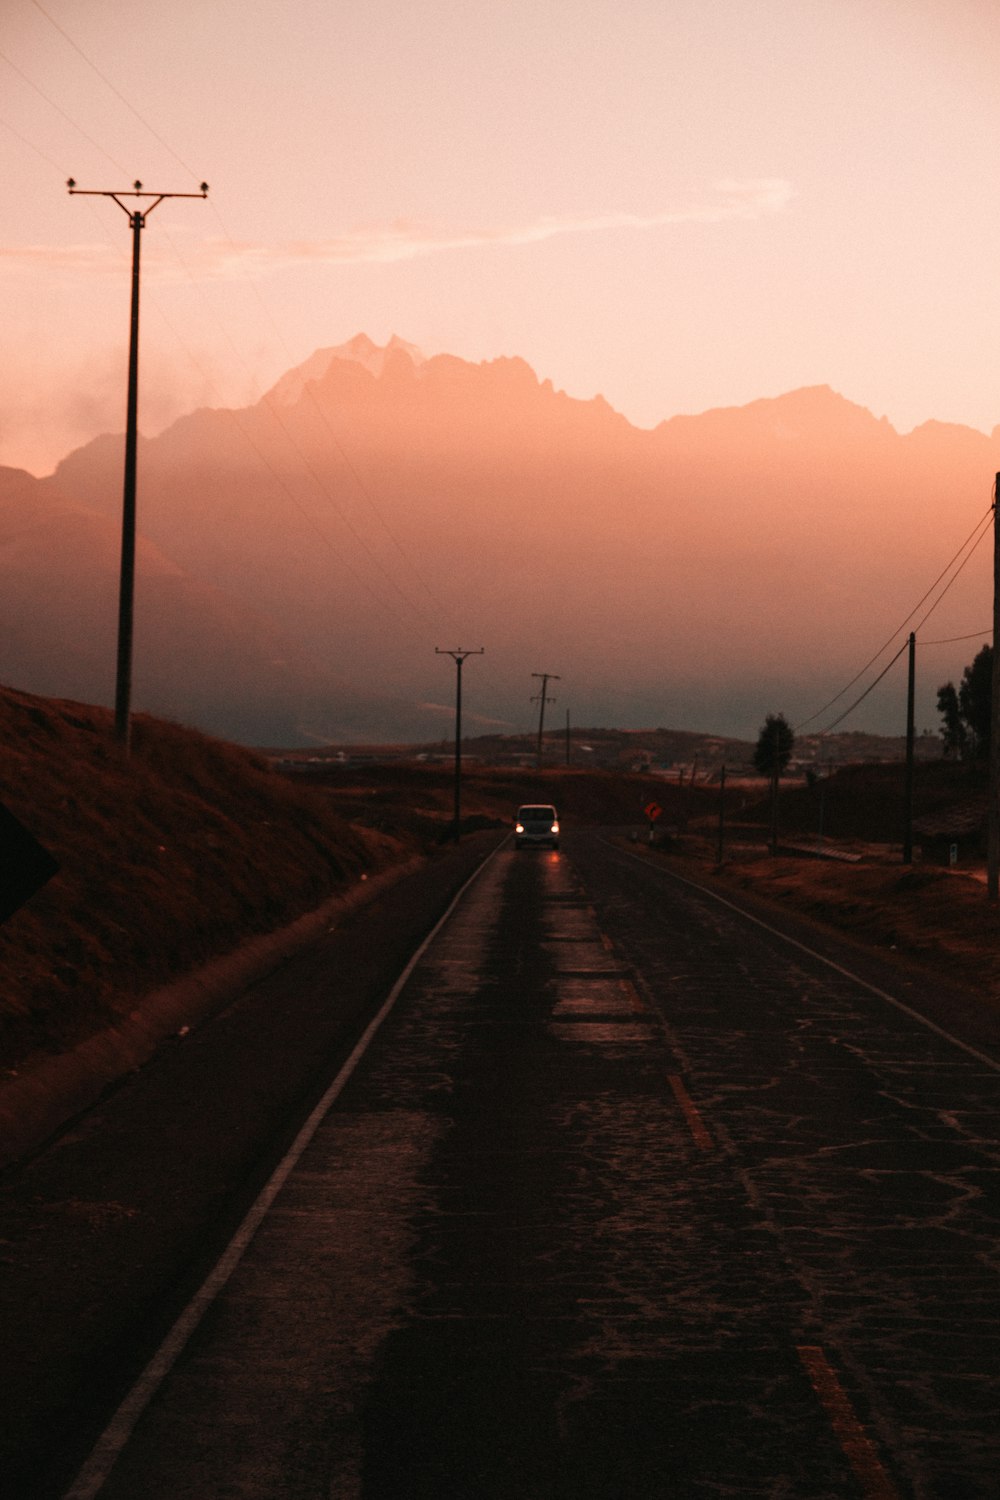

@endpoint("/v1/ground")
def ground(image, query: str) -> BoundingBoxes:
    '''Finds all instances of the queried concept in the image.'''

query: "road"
[7,831,1000,1498]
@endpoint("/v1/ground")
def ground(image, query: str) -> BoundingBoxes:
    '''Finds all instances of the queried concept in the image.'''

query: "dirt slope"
[0,686,385,1074]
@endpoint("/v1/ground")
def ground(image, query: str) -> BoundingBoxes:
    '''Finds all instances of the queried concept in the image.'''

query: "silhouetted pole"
[903,631,916,864]
[565,709,571,767]
[436,648,483,840]
[716,764,726,864]
[69,179,208,752]
[769,721,780,854]
[531,672,560,768]
[989,475,1000,900]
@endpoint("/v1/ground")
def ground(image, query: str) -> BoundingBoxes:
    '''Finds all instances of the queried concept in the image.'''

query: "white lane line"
[61,844,505,1500]
[797,1346,901,1499]
[608,841,1000,1075]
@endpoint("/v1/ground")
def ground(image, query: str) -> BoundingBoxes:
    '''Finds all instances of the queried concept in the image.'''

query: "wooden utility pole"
[716,765,726,864]
[903,631,915,864]
[436,648,484,841]
[769,720,780,854]
[531,673,560,768]
[69,179,208,753]
[989,474,1000,900]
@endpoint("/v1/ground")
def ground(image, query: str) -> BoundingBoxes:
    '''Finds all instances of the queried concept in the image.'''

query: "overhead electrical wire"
[17,6,998,736]
[0,110,69,173]
[910,514,992,637]
[21,2,528,721]
[29,0,201,178]
[921,629,991,647]
[0,43,129,175]
[154,225,443,635]
[812,638,910,735]
[4,24,452,650]
[795,503,994,732]
[26,0,463,625]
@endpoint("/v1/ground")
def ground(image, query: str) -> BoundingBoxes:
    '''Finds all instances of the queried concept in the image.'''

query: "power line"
[0,43,128,175]
[813,637,910,736]
[795,504,993,731]
[5,12,530,722]
[26,0,462,633]
[2,32,450,644]
[921,629,991,647]
[911,513,992,636]
[30,0,200,178]
[0,110,68,173]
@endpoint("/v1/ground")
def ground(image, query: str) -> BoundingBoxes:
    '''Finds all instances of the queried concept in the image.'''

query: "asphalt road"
[5,831,1000,1498]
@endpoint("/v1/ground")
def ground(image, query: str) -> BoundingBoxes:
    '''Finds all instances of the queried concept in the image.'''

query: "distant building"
[912,800,987,863]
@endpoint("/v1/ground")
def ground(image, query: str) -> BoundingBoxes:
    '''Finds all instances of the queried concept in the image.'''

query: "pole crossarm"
[436,648,485,664]
[68,179,208,204]
[530,670,560,702]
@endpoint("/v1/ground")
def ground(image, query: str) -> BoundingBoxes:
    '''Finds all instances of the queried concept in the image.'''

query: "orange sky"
[3,1,1000,741]
[2,0,1000,479]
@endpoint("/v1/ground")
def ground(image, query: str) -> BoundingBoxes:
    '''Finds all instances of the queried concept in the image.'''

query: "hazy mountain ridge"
[0,465,435,744]
[6,337,998,744]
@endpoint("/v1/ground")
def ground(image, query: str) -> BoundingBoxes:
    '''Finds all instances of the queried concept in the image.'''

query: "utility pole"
[531,673,560,768]
[436,648,483,840]
[69,178,208,753]
[769,720,780,855]
[989,474,1000,900]
[565,708,571,767]
[903,631,916,864]
[716,764,726,864]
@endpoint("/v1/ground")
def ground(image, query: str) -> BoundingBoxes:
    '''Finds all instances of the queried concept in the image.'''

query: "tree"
[936,682,967,760]
[754,713,795,855]
[753,713,795,777]
[937,644,992,760]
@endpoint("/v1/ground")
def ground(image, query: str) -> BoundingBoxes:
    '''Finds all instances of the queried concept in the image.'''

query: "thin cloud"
[205,179,793,275]
[0,179,792,281]
[0,241,125,274]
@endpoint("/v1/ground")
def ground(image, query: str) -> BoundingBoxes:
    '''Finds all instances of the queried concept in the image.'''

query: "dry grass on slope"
[0,686,387,1073]
[705,851,1000,1001]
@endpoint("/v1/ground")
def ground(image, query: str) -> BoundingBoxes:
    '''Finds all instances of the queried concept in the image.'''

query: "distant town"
[273,725,946,780]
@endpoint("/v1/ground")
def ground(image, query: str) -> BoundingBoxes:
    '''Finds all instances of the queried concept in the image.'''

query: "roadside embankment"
[656,831,1000,1004]
[0,686,423,1163]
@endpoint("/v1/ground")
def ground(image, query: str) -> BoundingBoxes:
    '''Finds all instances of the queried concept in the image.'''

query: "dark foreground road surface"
[5,832,1000,1498]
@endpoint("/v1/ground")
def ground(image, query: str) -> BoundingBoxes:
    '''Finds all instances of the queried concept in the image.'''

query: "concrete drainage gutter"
[0,855,425,1172]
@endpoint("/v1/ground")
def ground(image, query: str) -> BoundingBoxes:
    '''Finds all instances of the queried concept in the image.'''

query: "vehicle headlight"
[551,822,559,833]
[515,823,524,833]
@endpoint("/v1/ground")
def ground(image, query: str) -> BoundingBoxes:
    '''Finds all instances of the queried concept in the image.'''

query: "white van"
[514,804,560,850]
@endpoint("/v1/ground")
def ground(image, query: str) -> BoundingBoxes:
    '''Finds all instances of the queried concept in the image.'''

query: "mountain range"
[2,334,996,745]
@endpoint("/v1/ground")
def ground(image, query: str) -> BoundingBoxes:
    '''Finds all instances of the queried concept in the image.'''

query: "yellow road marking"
[667,1074,714,1151]
[619,978,645,1013]
[620,978,644,1014]
[797,1346,900,1499]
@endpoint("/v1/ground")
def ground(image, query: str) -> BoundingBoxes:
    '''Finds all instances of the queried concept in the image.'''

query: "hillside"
[0,684,386,1074]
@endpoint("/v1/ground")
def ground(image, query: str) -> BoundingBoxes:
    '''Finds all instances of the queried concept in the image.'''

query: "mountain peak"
[264,334,427,406]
